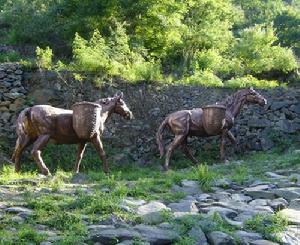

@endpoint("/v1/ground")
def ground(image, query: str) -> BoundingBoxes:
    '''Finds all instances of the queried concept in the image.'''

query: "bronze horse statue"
[12,92,133,175]
[157,88,267,170]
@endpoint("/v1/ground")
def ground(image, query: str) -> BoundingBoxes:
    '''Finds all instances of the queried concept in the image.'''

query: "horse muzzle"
[125,111,134,120]
[260,98,267,106]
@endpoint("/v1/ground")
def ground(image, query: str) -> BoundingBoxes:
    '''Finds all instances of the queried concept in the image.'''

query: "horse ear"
[114,91,124,99]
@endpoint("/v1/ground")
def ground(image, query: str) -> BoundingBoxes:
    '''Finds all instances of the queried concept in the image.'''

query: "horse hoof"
[41,169,51,176]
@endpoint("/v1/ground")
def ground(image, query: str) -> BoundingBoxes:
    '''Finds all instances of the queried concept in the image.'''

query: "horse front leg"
[31,135,51,175]
[91,134,109,174]
[220,129,228,162]
[74,143,87,173]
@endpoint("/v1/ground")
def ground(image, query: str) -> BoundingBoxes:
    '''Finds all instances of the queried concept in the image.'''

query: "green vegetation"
[245,213,288,241]
[0,149,299,243]
[0,0,298,86]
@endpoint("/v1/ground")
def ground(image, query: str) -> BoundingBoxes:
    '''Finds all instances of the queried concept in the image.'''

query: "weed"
[193,164,216,191]
[17,225,45,244]
[230,165,249,185]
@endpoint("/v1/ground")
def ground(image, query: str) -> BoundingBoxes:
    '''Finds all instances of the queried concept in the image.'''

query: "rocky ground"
[0,151,300,245]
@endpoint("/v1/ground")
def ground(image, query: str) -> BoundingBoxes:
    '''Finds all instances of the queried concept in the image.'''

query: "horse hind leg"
[74,143,87,173]
[31,135,51,175]
[164,134,186,171]
[13,135,32,173]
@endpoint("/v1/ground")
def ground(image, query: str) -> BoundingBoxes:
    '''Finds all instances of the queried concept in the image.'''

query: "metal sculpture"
[157,88,267,170]
[12,92,133,175]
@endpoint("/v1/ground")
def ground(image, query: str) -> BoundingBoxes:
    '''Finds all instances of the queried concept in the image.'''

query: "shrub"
[123,55,163,82]
[233,25,298,74]
[225,75,280,88]
[36,46,53,70]
[181,70,223,87]
[72,30,111,73]
[0,51,21,63]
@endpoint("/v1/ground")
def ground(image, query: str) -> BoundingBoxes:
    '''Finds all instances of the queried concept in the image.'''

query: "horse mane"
[217,89,249,108]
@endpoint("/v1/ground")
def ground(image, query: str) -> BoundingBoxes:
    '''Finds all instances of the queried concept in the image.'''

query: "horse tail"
[11,107,31,161]
[14,107,33,140]
[156,117,169,158]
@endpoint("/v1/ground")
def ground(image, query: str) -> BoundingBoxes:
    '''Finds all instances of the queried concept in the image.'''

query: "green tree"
[234,25,297,74]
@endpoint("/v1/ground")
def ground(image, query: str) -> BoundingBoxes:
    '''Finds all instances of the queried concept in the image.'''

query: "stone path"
[1,170,300,245]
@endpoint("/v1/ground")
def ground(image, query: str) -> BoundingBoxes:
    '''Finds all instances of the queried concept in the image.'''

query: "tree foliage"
[0,0,298,85]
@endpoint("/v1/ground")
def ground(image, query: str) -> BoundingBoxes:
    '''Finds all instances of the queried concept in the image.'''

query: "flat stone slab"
[272,187,300,201]
[134,224,179,244]
[168,200,198,213]
[278,225,300,245]
[249,199,269,206]
[278,208,300,225]
[231,193,252,202]
[243,185,277,199]
[89,228,141,243]
[199,206,237,219]
[5,206,34,215]
[122,198,146,207]
[208,231,236,245]
[249,240,279,245]
[234,231,262,243]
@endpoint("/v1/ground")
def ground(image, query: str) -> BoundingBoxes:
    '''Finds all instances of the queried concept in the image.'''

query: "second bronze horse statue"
[12,92,133,175]
[157,88,267,170]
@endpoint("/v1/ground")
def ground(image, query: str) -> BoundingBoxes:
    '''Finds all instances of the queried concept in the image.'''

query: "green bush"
[36,46,53,70]
[72,30,111,73]
[225,75,280,88]
[234,25,298,74]
[0,51,21,63]
[181,70,223,87]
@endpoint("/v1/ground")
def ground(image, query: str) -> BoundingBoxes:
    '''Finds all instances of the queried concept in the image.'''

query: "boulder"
[188,226,208,245]
[268,198,288,211]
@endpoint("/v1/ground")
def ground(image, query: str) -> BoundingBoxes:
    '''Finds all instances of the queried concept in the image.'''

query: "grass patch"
[245,213,288,242]
[0,165,38,185]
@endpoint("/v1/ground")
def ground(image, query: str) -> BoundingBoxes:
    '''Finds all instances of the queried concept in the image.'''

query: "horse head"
[244,87,267,106]
[113,92,133,120]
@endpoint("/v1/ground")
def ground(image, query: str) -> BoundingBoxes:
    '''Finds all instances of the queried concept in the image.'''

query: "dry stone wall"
[0,63,27,137]
[1,63,300,160]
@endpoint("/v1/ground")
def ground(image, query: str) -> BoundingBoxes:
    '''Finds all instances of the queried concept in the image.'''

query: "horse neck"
[223,94,246,118]
[100,104,115,122]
